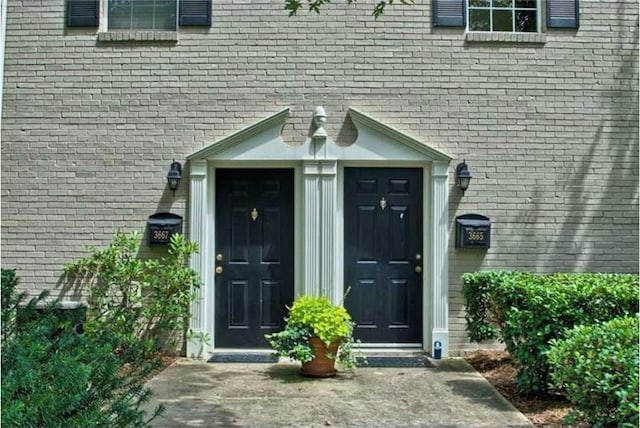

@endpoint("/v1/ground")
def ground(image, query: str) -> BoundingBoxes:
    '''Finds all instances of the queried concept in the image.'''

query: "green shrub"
[462,270,521,342]
[1,268,18,310]
[548,316,639,427]
[463,271,639,394]
[1,269,163,427]
[1,269,21,343]
[64,231,200,359]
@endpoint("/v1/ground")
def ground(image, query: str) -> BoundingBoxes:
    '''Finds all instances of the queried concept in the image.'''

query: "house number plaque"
[455,214,491,249]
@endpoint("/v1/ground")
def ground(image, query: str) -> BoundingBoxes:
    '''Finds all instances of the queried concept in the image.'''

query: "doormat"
[357,356,435,368]
[208,353,278,363]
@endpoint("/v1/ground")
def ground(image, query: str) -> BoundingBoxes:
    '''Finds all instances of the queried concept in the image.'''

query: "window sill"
[465,32,546,44]
[97,31,178,43]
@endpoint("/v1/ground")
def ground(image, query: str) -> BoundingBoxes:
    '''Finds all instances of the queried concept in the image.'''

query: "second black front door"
[215,169,294,348]
[344,168,423,344]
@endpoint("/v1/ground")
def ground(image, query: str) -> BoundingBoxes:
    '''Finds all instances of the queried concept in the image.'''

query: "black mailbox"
[147,213,183,246]
[455,214,491,249]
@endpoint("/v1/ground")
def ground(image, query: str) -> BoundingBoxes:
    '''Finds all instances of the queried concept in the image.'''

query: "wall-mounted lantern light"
[456,160,472,195]
[167,160,182,195]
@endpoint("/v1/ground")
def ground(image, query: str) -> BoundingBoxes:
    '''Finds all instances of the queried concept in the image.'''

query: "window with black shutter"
[435,0,580,32]
[547,0,579,28]
[180,0,212,26]
[67,0,99,27]
[66,0,212,29]
[434,0,466,27]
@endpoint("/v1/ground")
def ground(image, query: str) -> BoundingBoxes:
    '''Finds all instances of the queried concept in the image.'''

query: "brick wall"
[2,0,638,352]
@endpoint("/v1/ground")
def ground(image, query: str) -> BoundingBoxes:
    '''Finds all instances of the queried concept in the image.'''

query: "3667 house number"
[146,213,182,246]
[153,230,171,241]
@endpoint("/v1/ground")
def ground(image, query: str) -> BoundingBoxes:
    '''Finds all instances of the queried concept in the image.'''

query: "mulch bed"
[463,350,584,427]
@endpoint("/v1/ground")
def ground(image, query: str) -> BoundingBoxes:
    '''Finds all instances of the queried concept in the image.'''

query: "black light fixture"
[456,160,472,195]
[167,160,182,195]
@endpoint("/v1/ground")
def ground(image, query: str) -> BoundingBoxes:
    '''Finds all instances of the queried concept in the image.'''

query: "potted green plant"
[265,295,358,377]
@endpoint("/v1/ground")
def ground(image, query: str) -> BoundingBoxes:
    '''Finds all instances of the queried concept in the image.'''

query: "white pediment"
[187,106,451,163]
[326,108,452,162]
[187,107,310,161]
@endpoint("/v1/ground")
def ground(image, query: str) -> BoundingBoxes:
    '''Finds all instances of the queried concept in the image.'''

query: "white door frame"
[186,107,451,358]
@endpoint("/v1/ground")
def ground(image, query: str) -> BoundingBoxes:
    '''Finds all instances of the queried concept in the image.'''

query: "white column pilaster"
[303,161,321,296]
[187,160,207,357]
[320,160,337,302]
[302,159,338,299]
[431,161,449,357]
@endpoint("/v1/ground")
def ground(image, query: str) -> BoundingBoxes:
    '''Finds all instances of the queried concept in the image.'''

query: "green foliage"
[1,268,18,310]
[265,295,358,368]
[462,271,639,394]
[1,269,163,427]
[284,0,414,19]
[1,269,22,343]
[65,231,200,359]
[548,316,639,427]
[186,330,212,359]
[462,270,518,342]
[287,295,353,343]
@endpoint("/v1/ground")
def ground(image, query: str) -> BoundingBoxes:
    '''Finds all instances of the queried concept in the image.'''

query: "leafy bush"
[548,316,639,427]
[1,268,18,310]
[287,295,353,344]
[64,231,200,359]
[1,269,162,427]
[463,271,639,393]
[462,270,518,342]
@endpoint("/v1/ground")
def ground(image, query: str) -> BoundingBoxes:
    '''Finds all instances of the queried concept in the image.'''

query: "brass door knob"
[414,266,422,273]
[215,266,223,274]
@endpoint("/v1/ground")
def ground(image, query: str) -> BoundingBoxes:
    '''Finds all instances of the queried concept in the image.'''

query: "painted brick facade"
[2,0,638,353]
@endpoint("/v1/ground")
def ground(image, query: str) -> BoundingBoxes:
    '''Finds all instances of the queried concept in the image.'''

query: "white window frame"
[466,0,541,33]
[102,0,179,31]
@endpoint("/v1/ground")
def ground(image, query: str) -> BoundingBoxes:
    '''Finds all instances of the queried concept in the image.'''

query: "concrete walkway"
[145,358,532,427]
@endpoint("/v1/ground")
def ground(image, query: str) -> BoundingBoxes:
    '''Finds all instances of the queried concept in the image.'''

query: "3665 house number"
[455,214,491,249]
[467,230,485,241]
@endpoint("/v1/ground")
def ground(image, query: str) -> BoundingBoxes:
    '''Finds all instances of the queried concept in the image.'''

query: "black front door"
[344,168,423,344]
[215,169,294,348]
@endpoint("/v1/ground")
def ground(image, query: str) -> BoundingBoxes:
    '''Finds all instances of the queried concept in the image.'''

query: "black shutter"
[179,0,212,26]
[433,0,465,27]
[66,0,98,27]
[547,0,579,28]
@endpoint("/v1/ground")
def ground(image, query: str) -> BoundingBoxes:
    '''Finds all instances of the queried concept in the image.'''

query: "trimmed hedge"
[462,271,639,393]
[462,270,515,342]
[548,316,639,427]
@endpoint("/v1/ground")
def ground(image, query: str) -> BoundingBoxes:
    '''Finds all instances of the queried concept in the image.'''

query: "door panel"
[229,280,248,327]
[215,169,294,348]
[260,280,281,327]
[230,208,250,262]
[344,168,423,344]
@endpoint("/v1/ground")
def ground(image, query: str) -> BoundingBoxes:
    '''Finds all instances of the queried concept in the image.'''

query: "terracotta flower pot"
[300,337,341,378]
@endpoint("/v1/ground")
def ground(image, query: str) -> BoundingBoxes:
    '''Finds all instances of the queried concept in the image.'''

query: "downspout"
[0,0,7,140]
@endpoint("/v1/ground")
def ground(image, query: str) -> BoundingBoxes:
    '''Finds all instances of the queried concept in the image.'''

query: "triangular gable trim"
[187,107,290,161]
[348,108,452,162]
